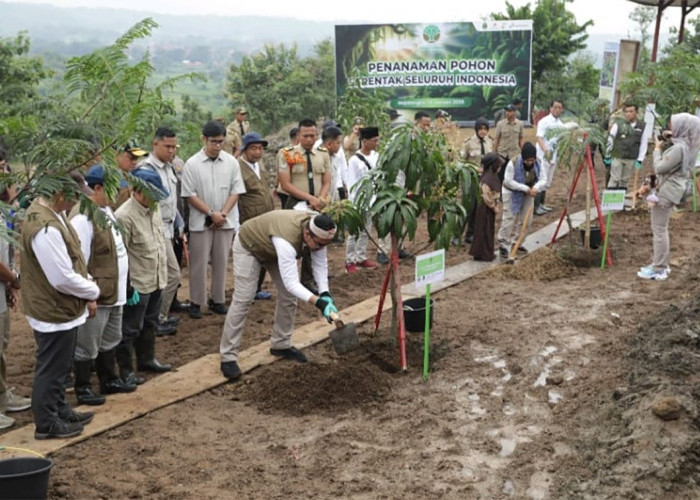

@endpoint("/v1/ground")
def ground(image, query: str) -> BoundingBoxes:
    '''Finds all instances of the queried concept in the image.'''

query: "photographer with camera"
[636,113,700,281]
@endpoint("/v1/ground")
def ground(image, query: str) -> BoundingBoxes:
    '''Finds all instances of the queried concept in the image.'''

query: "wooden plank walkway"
[0,211,585,457]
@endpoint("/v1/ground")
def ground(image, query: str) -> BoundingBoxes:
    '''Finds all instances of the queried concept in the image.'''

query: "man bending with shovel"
[219,211,339,381]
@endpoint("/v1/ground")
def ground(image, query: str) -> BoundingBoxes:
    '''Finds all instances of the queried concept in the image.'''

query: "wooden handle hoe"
[508,203,535,263]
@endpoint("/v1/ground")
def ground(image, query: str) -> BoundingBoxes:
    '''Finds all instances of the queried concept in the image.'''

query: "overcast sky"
[5,0,688,36]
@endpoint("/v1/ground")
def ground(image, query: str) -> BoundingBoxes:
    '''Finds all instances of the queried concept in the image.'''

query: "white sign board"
[415,249,445,287]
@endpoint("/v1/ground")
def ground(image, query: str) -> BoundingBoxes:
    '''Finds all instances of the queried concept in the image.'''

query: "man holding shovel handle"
[219,211,338,381]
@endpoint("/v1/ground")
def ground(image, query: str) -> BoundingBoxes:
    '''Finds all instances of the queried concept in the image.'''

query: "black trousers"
[32,327,78,431]
[121,289,162,343]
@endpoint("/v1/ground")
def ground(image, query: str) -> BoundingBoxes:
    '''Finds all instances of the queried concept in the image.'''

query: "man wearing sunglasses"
[219,210,338,381]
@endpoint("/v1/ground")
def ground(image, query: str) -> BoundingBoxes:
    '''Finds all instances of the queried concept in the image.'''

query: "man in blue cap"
[237,132,275,300]
[70,165,136,404]
[114,167,173,386]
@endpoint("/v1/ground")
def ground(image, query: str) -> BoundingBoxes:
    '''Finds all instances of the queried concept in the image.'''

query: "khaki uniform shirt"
[495,119,524,160]
[115,196,168,294]
[462,135,494,166]
[224,120,250,156]
[277,144,330,199]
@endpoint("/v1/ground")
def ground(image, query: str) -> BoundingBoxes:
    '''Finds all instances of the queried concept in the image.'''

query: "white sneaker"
[637,267,669,281]
[1,387,31,412]
[0,412,15,430]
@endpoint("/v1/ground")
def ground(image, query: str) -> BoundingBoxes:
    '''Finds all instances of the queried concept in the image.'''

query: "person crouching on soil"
[469,153,503,261]
[219,211,339,381]
[635,113,700,281]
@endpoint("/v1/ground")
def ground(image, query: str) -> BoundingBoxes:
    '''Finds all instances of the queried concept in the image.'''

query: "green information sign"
[415,249,446,287]
[601,189,626,212]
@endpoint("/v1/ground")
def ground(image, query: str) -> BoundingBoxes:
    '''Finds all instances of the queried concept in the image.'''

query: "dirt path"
[3,147,700,499]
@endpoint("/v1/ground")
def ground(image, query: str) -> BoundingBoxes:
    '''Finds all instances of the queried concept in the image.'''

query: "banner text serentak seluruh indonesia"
[361,59,517,88]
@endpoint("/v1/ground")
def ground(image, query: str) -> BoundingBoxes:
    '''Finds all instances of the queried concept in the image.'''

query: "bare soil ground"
[3,138,700,499]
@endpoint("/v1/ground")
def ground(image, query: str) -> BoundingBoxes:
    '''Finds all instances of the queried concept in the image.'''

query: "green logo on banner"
[423,25,441,43]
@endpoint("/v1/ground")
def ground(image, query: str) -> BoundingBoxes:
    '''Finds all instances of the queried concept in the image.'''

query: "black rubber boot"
[115,341,144,385]
[74,360,106,406]
[96,349,137,394]
[136,328,172,373]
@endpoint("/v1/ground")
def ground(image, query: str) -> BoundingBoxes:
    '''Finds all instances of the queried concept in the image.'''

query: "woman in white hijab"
[637,112,700,280]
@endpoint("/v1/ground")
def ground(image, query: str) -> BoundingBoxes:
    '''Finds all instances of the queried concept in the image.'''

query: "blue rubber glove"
[126,288,140,306]
[314,295,338,322]
[635,160,643,170]
[603,157,612,167]
[319,291,334,305]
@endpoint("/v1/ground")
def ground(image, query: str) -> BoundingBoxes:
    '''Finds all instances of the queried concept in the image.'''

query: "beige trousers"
[189,229,235,307]
[219,237,297,362]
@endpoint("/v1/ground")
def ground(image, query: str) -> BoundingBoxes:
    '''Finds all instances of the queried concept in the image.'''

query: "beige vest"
[21,202,90,323]
[69,206,119,306]
[238,211,310,263]
[238,158,274,225]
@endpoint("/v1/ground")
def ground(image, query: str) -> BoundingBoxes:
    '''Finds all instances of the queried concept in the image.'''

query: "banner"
[335,21,533,123]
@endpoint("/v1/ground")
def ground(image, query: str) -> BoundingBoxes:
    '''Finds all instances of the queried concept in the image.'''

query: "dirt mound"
[486,246,581,281]
[241,361,393,416]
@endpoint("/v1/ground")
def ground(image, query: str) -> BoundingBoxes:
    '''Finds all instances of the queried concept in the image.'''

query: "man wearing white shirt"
[21,172,100,440]
[604,103,650,189]
[535,99,563,215]
[219,211,338,381]
[345,127,380,274]
[70,165,136,406]
[181,121,246,318]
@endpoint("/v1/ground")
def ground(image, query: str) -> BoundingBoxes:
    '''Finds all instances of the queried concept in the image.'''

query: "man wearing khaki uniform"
[493,104,524,164]
[224,107,250,158]
[277,118,331,293]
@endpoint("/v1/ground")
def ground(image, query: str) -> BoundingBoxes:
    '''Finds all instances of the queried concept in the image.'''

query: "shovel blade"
[329,322,360,355]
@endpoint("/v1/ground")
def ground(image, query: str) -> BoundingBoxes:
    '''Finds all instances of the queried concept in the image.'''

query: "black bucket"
[579,226,602,249]
[0,457,54,500]
[403,297,435,333]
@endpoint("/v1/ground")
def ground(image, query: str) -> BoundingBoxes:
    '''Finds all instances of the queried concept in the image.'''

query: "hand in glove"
[315,295,338,323]
[603,157,612,167]
[126,286,140,306]
[634,160,643,170]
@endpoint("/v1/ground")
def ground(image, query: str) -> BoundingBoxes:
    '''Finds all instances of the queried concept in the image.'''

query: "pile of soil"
[239,362,392,416]
[485,246,581,281]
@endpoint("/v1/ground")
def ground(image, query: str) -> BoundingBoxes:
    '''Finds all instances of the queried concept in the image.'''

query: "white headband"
[309,217,336,240]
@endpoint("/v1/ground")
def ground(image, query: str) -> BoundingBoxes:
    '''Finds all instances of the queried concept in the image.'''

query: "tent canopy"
[628,0,700,60]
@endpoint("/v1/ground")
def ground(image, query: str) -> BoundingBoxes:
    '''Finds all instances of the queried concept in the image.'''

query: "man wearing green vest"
[21,172,100,440]
[237,131,275,300]
[219,211,339,381]
[70,165,137,406]
[604,103,650,190]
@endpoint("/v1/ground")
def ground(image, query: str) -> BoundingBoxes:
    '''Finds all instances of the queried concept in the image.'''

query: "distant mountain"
[1,1,655,68]
[0,1,334,61]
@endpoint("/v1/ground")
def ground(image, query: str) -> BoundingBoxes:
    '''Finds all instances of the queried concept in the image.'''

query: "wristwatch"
[207,209,214,216]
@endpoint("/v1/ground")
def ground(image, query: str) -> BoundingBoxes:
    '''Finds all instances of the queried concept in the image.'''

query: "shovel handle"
[329,312,341,321]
